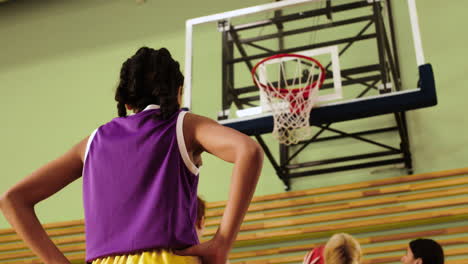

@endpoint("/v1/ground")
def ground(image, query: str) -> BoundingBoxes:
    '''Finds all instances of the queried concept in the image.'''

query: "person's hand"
[174,236,230,264]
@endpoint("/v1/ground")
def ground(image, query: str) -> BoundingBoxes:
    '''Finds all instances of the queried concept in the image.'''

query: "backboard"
[184,0,436,135]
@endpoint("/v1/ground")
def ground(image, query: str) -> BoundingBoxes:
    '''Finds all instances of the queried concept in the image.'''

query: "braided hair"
[115,47,184,120]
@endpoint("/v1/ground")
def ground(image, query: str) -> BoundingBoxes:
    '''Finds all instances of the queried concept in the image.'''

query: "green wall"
[0,0,467,229]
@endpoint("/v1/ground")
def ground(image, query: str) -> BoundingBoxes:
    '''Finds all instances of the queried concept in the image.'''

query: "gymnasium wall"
[0,0,467,228]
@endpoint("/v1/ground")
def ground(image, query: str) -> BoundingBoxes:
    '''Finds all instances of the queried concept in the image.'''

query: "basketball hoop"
[251,53,326,145]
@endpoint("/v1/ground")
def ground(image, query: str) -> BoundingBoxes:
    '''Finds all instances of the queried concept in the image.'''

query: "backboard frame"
[184,0,436,190]
[184,0,426,112]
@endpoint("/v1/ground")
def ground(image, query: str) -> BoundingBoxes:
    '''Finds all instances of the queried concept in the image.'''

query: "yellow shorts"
[91,250,201,264]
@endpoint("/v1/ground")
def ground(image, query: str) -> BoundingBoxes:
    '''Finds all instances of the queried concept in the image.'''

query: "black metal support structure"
[219,0,414,190]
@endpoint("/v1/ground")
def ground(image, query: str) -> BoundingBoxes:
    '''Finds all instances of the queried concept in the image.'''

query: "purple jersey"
[82,105,200,261]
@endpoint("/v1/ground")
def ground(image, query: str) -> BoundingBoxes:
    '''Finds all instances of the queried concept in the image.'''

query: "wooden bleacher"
[1,168,468,264]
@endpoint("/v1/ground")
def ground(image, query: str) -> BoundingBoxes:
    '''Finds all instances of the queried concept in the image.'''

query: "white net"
[253,55,324,145]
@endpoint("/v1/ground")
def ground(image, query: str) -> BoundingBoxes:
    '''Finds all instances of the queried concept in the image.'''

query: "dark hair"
[115,47,184,119]
[409,238,444,264]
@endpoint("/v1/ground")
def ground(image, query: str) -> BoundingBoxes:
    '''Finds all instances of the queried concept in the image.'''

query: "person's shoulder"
[182,112,221,144]
[184,112,218,126]
[99,115,128,129]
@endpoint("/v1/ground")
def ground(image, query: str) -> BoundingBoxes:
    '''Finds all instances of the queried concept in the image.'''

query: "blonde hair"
[324,233,362,264]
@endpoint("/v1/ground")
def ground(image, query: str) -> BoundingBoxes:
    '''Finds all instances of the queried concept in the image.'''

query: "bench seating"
[1,168,467,264]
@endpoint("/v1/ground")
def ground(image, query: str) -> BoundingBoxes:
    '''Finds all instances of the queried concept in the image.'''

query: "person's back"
[0,47,264,264]
[84,106,200,260]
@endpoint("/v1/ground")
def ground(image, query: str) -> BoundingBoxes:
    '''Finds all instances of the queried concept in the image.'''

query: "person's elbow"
[0,189,28,214]
[0,190,15,213]
[239,139,264,167]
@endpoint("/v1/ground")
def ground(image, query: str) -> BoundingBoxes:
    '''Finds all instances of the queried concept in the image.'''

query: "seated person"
[303,233,362,264]
[401,238,444,264]
[196,196,231,264]
[196,196,206,239]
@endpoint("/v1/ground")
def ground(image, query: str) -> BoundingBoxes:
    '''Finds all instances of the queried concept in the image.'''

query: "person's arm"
[0,137,88,264]
[175,114,263,264]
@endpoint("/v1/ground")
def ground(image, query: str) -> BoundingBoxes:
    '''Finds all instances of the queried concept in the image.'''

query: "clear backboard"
[184,0,435,135]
